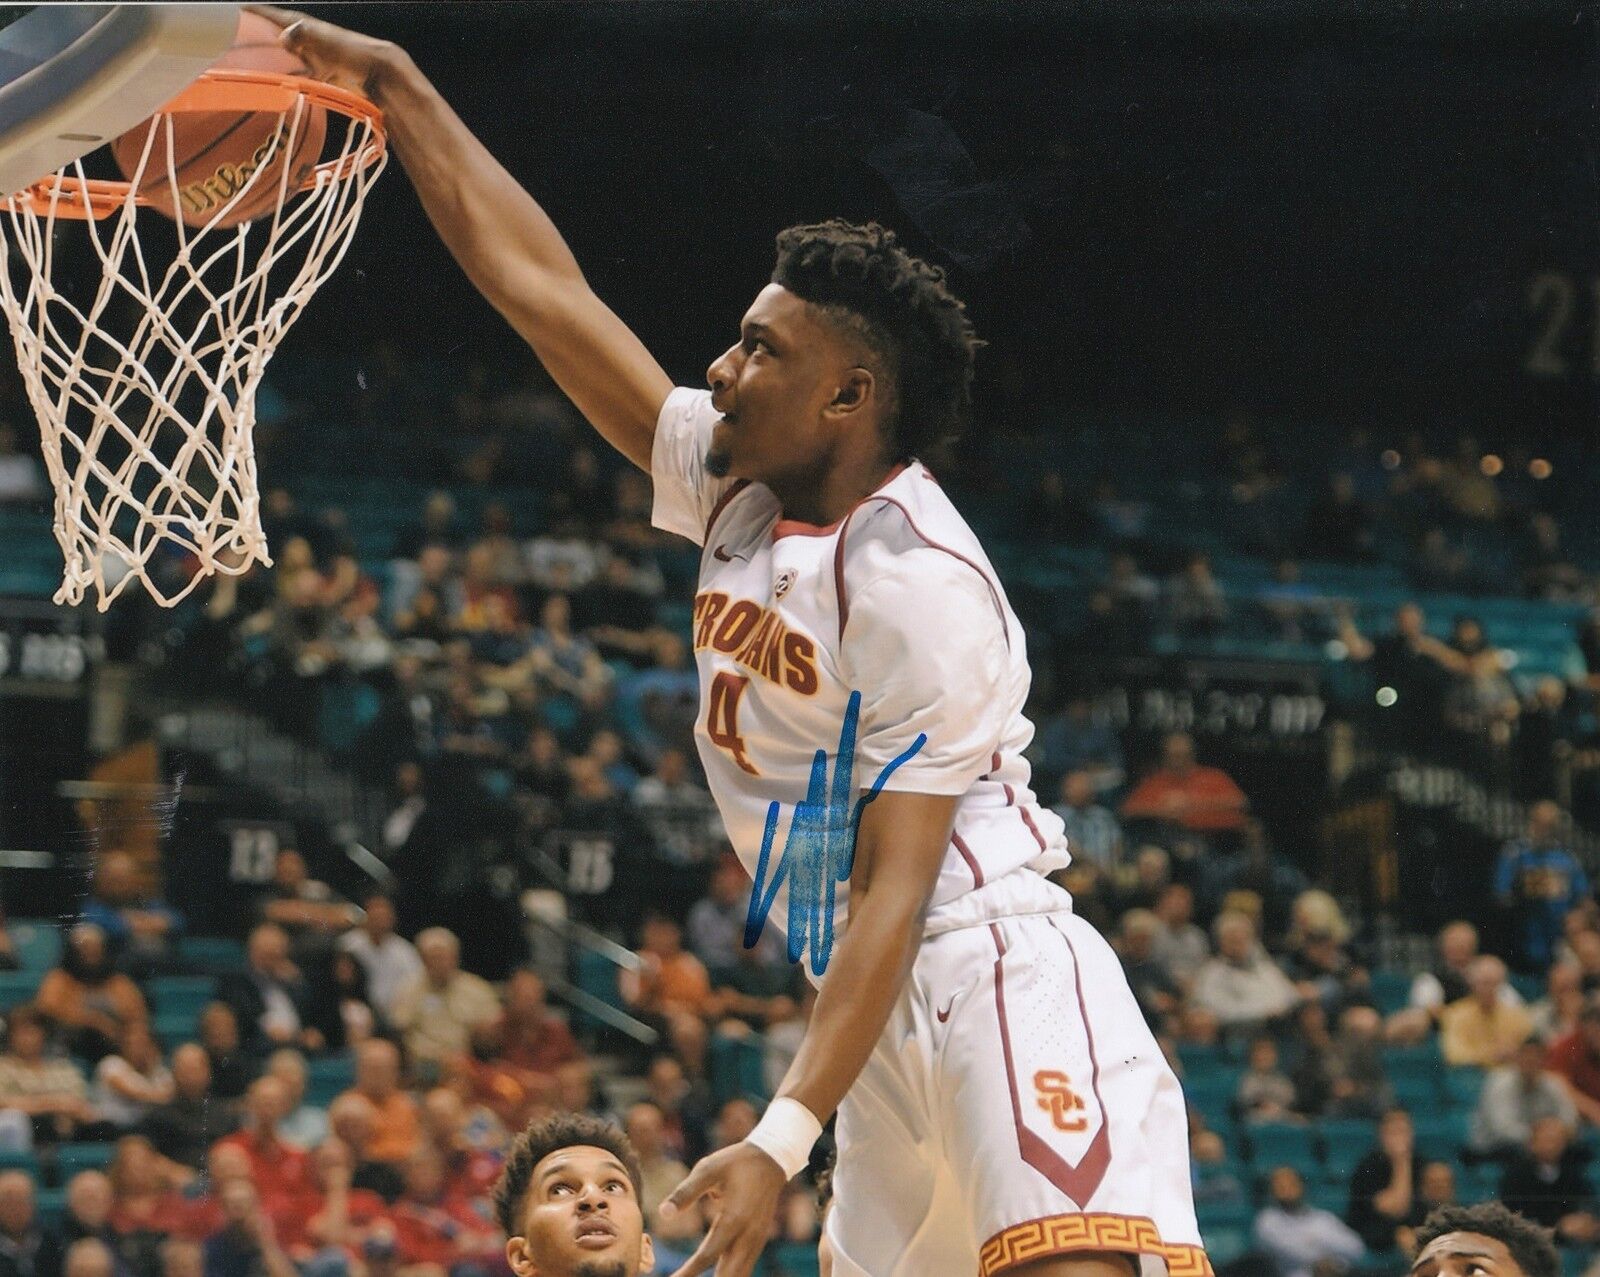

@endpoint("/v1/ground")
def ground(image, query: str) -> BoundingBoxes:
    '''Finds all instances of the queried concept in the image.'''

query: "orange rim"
[17,68,386,221]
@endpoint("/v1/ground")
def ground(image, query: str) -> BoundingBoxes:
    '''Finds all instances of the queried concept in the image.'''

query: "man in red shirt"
[292,1137,391,1266]
[471,969,582,1127]
[1121,731,1249,835]
[1547,1000,1600,1126]
[210,1077,312,1203]
[389,1146,501,1272]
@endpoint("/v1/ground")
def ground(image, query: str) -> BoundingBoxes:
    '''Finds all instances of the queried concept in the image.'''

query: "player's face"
[1410,1232,1523,1277]
[705,283,869,487]
[506,1146,652,1277]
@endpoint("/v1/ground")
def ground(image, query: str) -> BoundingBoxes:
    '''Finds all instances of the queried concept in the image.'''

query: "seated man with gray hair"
[388,928,500,1069]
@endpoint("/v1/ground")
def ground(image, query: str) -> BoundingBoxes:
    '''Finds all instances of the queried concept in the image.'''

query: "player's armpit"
[774,790,958,1125]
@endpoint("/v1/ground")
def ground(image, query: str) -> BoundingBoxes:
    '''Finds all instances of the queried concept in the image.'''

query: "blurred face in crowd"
[1339,1006,1382,1044]
[641,917,682,959]
[162,1242,203,1277]
[245,1077,287,1132]
[64,1240,114,1277]
[267,1050,307,1109]
[709,859,745,909]
[113,1138,162,1195]
[1528,1117,1569,1165]
[329,1094,377,1153]
[422,1088,465,1147]
[1548,962,1582,1003]
[715,1099,758,1148]
[1267,1167,1304,1210]
[646,1057,684,1106]
[1119,912,1158,962]
[1160,733,1196,775]
[1468,957,1506,1008]
[70,925,108,974]
[356,1040,401,1099]
[219,1180,258,1228]
[1248,1038,1278,1073]
[403,1149,448,1204]
[171,1044,211,1099]
[505,971,548,1021]
[1572,932,1600,977]
[1515,1040,1548,1084]
[623,1104,666,1161]
[7,1015,46,1062]
[507,1145,652,1277]
[0,1172,33,1237]
[247,925,289,976]
[311,1138,355,1190]
[363,895,397,938]
[1395,604,1424,639]
[200,1003,240,1054]
[1528,801,1563,846]
[556,1061,594,1112]
[208,1145,253,1188]
[1216,913,1254,963]
[1061,771,1095,809]
[1418,1162,1455,1208]
[418,930,460,984]
[274,851,308,892]
[655,748,687,786]
[1155,884,1193,926]
[66,1172,112,1230]
[96,852,140,905]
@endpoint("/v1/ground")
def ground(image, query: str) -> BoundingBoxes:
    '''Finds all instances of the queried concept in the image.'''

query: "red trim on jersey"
[703,479,752,543]
[952,832,985,889]
[832,508,857,644]
[771,463,908,541]
[858,494,1010,651]
[1019,805,1048,852]
[989,921,1112,1206]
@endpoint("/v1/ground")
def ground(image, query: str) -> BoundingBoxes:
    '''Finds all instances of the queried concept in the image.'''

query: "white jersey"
[651,388,1069,977]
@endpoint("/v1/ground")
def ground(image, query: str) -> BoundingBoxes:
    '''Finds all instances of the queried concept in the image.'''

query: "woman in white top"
[92,1022,173,1130]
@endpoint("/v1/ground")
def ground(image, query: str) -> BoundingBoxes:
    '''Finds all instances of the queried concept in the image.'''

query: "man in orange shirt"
[1121,731,1249,835]
[210,1077,312,1202]
[336,1038,420,1166]
[619,915,713,1078]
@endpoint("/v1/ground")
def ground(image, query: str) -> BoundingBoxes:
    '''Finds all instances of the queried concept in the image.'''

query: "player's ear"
[505,1234,538,1277]
[827,367,874,419]
[637,1233,655,1274]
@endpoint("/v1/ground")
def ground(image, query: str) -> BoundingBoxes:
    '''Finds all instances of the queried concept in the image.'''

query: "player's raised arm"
[249,6,672,472]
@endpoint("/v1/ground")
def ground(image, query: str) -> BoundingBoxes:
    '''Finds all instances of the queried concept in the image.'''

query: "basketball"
[109,11,326,229]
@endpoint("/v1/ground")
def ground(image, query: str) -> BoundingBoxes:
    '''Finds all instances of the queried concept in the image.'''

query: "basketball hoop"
[0,67,386,611]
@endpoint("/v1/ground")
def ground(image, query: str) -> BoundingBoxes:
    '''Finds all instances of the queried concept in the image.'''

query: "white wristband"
[745,1097,823,1180]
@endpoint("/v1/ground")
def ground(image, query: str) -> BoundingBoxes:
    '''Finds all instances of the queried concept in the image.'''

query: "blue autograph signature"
[742,690,926,977]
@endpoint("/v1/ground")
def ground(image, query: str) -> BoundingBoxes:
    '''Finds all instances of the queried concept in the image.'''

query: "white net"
[0,75,385,610]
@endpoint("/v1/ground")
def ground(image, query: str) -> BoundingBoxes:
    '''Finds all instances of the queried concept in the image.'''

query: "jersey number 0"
[706,671,759,775]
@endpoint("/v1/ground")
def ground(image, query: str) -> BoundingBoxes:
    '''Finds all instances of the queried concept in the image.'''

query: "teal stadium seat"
[1319,1119,1377,1179]
[770,1242,820,1277]
[0,970,42,1010]
[1246,1123,1316,1170]
[1198,1225,1252,1269]
[709,1032,769,1107]
[1442,1067,1485,1107]
[1369,970,1412,1016]
[10,920,60,972]
[149,975,217,1015]
[34,1188,65,1229]
[1412,1113,1470,1163]
[306,1055,356,1107]
[55,1142,115,1179]
[177,936,246,973]
[0,1150,38,1177]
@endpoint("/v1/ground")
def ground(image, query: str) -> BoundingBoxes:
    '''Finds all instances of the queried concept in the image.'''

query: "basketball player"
[495,1112,655,1277]
[257,9,1207,1277]
[1409,1204,1559,1277]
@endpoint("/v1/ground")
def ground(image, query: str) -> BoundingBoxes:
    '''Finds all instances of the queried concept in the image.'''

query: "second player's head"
[1409,1203,1559,1277]
[704,220,980,493]
[496,1112,652,1277]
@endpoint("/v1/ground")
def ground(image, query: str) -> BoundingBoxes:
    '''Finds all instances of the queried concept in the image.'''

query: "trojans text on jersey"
[692,590,819,695]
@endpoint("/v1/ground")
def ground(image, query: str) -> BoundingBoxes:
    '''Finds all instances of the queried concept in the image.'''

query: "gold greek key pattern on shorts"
[979,1212,1214,1277]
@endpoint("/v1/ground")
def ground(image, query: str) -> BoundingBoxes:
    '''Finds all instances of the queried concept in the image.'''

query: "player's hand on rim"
[661,1142,787,1277]
[244,5,402,99]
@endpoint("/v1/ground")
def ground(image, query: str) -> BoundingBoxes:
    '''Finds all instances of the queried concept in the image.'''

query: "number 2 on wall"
[706,671,760,775]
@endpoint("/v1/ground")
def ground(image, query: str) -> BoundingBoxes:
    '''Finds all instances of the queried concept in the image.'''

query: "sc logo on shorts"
[1034,1070,1089,1133]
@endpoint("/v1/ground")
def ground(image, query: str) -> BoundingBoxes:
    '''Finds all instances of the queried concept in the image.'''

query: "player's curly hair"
[493,1112,644,1237]
[1412,1204,1559,1277]
[771,220,981,463]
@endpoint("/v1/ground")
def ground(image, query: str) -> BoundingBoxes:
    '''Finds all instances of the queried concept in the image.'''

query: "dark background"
[277,0,1600,443]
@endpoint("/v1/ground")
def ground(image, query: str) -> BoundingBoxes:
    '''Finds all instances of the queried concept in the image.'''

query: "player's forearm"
[775,892,924,1123]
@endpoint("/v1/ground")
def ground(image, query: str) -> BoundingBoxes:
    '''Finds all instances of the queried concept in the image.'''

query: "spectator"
[417,1088,502,1209]
[263,1050,326,1150]
[216,925,317,1057]
[1546,1000,1600,1127]
[159,1241,202,1277]
[1529,962,1585,1045]
[1495,802,1589,973]
[642,1055,711,1168]
[0,1170,62,1277]
[707,931,802,1038]
[300,949,379,1054]
[35,925,147,1063]
[1051,771,1124,872]
[480,969,582,1077]
[1324,1006,1395,1120]
[201,1178,298,1277]
[388,1146,500,1277]
[1189,910,1299,1039]
[1236,1035,1298,1124]
[336,894,422,1024]
[1033,695,1125,795]
[142,1044,234,1171]
[60,1240,112,1277]
[618,915,714,1075]
[389,928,500,1070]
[1151,884,1209,990]
[1472,1039,1580,1161]
[1335,602,1458,746]
[1164,551,1229,637]
[629,749,720,867]
[106,1136,195,1246]
[1115,910,1181,1033]
[1121,732,1248,836]
[0,1005,96,1145]
[58,1176,123,1277]
[1253,1165,1365,1277]
[196,1004,255,1103]
[621,1102,693,1235]
[255,851,356,964]
[1395,1162,1458,1259]
[325,1094,402,1204]
[1442,616,1520,747]
[296,1137,389,1266]
[91,1022,173,1133]
[1498,1117,1600,1245]
[0,423,44,506]
[686,856,759,975]
[1347,1109,1421,1253]
[211,1077,313,1203]
[338,1039,418,1168]
[1440,956,1534,1067]
[79,853,184,978]
[1391,921,1521,1044]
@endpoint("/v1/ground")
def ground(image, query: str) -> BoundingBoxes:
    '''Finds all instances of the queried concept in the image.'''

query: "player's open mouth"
[574,1220,617,1247]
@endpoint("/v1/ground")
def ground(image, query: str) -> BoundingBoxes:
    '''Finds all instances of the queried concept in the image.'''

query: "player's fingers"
[660,1155,719,1218]
[715,1230,767,1277]
[667,1218,736,1277]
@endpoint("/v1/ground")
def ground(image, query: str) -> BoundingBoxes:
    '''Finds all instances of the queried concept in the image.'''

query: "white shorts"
[826,871,1209,1277]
